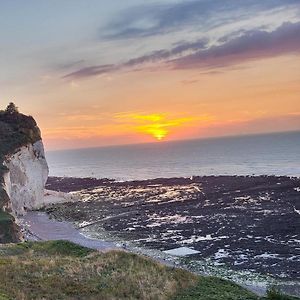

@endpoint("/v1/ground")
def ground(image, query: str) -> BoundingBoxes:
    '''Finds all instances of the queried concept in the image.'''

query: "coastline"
[20,211,269,296]
[21,175,300,297]
[20,210,299,297]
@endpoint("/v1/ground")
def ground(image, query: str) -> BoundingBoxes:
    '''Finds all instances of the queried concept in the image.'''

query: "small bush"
[0,292,10,300]
[265,287,299,300]
[173,276,259,300]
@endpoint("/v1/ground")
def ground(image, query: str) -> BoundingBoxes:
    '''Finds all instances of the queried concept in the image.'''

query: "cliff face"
[0,104,49,242]
[3,141,49,216]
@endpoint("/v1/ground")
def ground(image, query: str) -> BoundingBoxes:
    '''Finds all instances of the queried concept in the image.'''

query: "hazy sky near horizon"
[1,0,300,150]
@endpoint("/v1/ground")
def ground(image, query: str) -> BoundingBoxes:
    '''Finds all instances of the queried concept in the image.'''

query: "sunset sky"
[1,0,300,150]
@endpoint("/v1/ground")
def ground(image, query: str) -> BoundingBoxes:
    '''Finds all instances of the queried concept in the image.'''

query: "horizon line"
[46,129,300,153]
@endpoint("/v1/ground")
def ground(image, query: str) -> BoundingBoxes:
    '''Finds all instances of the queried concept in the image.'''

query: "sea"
[46,131,300,181]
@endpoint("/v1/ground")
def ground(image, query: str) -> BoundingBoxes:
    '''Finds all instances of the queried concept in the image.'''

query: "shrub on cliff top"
[0,104,41,158]
[4,102,18,115]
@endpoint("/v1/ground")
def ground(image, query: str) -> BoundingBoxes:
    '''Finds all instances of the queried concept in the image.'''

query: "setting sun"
[137,124,168,140]
[116,113,205,141]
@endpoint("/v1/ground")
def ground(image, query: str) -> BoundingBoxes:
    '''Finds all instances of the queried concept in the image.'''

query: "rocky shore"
[45,175,300,283]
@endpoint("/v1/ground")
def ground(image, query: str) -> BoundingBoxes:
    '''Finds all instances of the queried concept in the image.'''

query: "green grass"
[0,240,297,300]
[262,288,300,300]
[0,211,13,222]
[0,293,10,300]
[0,210,19,244]
[0,240,252,300]
[173,276,258,300]
[0,241,198,300]
[15,240,94,257]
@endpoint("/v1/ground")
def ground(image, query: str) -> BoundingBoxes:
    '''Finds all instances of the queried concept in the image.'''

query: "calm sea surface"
[46,131,300,181]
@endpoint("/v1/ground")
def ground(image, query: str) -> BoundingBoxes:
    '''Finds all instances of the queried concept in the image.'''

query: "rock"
[3,140,49,216]
[0,104,57,242]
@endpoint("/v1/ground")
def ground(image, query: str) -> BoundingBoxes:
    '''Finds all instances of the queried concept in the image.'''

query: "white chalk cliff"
[3,140,49,216]
[0,106,79,243]
[3,140,77,218]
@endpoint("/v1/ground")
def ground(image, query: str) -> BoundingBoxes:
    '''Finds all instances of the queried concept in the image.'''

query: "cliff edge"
[0,103,49,243]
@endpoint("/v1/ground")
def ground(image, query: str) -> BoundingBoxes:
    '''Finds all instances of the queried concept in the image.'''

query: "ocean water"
[46,131,300,181]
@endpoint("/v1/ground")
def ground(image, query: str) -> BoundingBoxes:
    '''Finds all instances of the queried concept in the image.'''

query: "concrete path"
[20,211,118,251]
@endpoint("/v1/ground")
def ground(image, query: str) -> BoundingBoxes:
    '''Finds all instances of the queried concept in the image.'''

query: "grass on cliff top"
[0,240,298,300]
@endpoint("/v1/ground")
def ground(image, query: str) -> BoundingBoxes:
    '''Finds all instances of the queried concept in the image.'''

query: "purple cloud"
[102,0,299,40]
[171,21,300,70]
[64,22,300,80]
[63,39,208,79]
[63,64,116,79]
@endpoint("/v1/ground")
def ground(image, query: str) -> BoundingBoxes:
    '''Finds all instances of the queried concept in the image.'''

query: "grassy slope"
[0,241,298,300]
[0,211,18,244]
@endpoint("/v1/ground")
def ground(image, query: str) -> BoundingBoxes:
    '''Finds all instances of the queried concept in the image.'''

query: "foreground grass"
[0,241,298,300]
[174,277,299,300]
[0,211,19,244]
[0,241,198,300]
[173,276,258,300]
